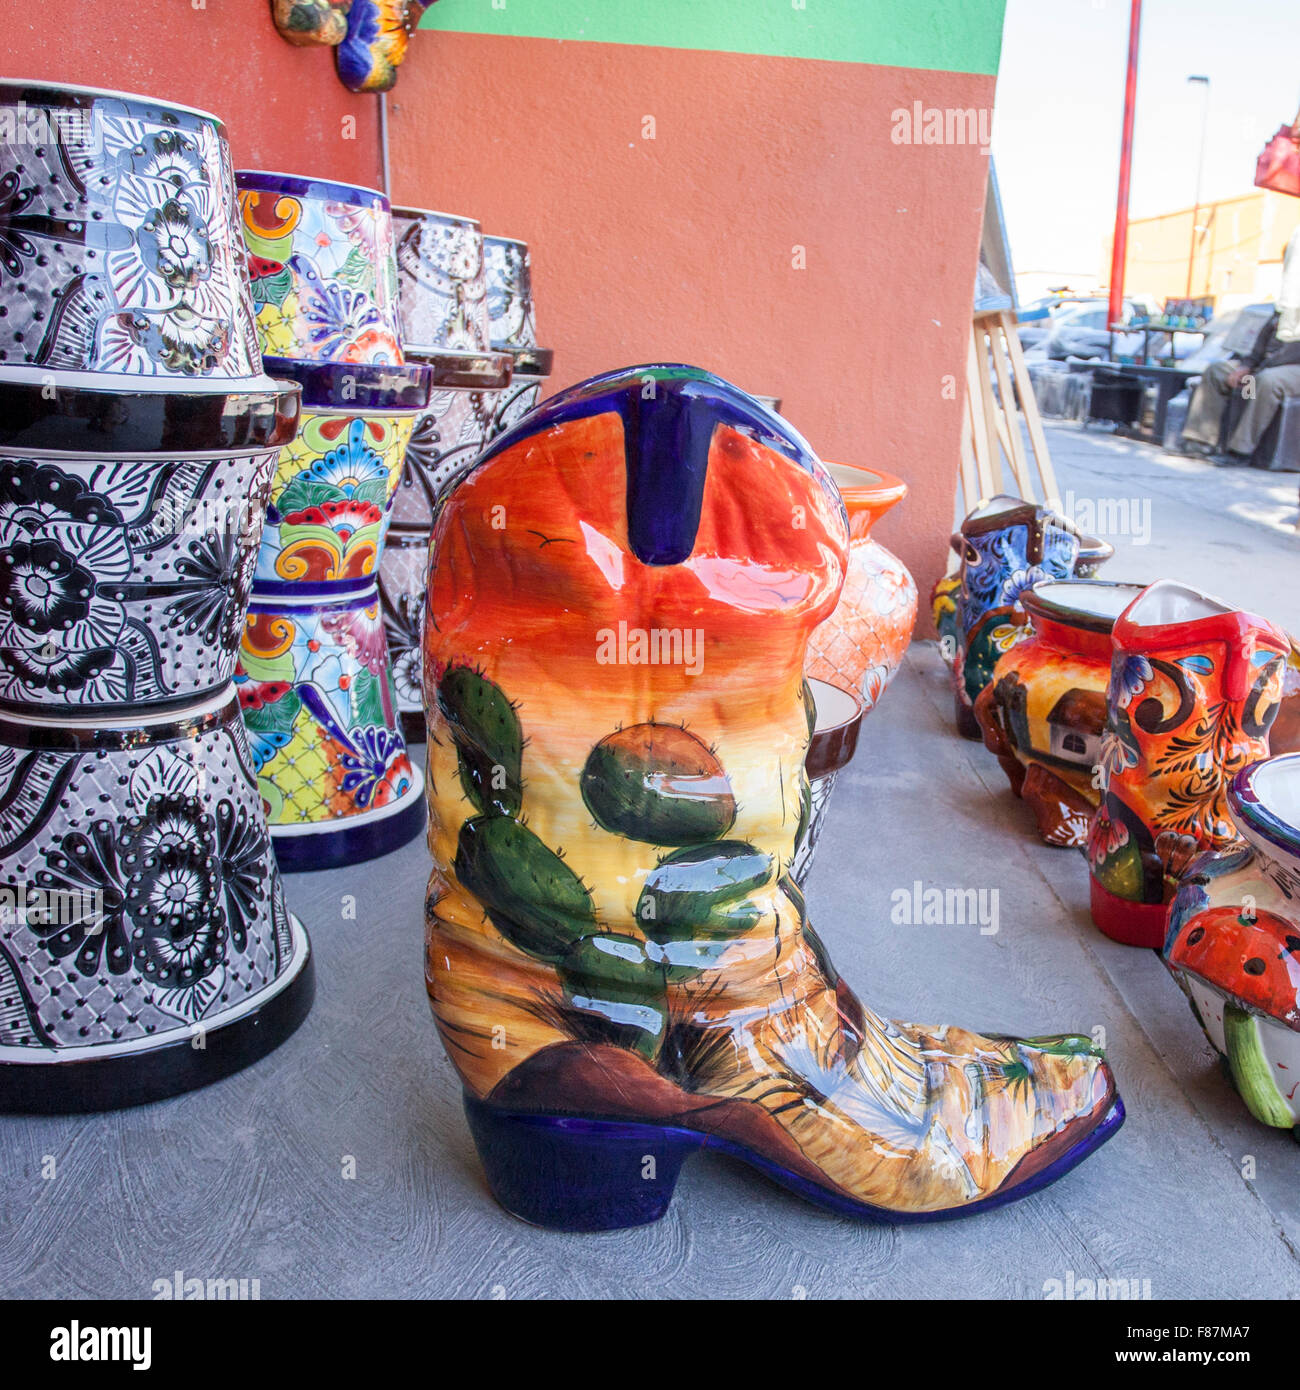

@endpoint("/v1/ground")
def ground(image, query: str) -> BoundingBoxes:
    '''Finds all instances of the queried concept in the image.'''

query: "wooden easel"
[958,308,1059,518]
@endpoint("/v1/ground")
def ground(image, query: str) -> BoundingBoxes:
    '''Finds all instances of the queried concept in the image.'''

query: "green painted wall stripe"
[417,1,1007,76]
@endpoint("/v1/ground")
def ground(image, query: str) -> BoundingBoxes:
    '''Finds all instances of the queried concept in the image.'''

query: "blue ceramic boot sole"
[463,1091,1126,1232]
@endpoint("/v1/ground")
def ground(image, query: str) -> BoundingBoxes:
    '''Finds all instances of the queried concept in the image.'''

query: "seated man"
[1181,309,1300,464]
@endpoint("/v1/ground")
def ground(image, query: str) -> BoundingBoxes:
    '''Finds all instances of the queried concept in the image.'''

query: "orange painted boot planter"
[975,580,1144,846]
[421,365,1122,1231]
[1087,582,1290,948]
[804,464,917,712]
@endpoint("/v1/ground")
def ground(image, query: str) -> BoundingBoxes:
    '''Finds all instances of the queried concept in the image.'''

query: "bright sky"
[993,0,1300,281]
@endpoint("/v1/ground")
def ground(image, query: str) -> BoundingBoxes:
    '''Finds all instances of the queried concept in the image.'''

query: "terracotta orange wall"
[390,34,995,630]
[7,0,383,187]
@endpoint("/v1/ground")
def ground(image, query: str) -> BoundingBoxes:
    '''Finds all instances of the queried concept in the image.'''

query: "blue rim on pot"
[0,367,301,456]
[1231,755,1300,860]
[262,356,433,412]
[233,168,391,211]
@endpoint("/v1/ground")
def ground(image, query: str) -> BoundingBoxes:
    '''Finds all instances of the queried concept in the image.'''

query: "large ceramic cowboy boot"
[949,497,1090,739]
[1088,581,1289,948]
[422,366,1122,1232]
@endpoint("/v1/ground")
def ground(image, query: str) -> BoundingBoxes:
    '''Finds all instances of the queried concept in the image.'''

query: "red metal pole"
[1107,0,1143,329]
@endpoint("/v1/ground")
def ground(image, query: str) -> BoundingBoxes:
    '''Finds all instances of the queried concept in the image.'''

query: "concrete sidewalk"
[1,421,1296,1300]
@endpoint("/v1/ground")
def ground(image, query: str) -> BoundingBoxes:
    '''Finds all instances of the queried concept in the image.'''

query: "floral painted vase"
[236,170,402,365]
[0,82,268,387]
[421,364,1121,1231]
[1088,581,1289,947]
[792,677,863,885]
[272,0,353,46]
[805,463,917,711]
[0,690,314,1111]
[1165,755,1300,1135]
[237,585,422,869]
[945,496,1113,739]
[975,580,1145,847]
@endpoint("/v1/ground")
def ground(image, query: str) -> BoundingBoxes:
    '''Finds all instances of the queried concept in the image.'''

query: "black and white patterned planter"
[0,689,313,1111]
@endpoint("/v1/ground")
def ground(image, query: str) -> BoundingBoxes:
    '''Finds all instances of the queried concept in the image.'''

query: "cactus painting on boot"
[422,365,1123,1230]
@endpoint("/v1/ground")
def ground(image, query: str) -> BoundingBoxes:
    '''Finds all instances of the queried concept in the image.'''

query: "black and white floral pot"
[0,81,269,390]
[0,688,314,1112]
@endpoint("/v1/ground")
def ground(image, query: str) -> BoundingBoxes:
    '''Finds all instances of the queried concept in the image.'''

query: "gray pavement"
[1,421,1298,1300]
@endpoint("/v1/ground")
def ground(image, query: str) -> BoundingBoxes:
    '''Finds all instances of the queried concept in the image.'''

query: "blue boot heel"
[462,1093,705,1232]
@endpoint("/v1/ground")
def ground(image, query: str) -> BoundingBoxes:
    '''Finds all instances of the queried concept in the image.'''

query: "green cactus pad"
[454,816,596,961]
[558,933,667,1060]
[437,666,524,817]
[581,723,736,846]
[636,840,774,942]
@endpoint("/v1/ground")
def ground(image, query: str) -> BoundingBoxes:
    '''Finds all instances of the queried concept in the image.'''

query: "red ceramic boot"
[1087,581,1289,947]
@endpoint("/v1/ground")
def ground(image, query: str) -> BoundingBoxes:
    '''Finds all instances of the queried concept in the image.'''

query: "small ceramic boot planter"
[422,365,1122,1231]
[945,497,1112,739]
[805,464,917,712]
[1088,581,1289,947]
[1165,755,1300,1137]
[975,579,1144,847]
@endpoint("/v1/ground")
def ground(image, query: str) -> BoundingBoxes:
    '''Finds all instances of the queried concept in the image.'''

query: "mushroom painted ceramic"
[804,463,917,711]
[1088,581,1289,947]
[975,580,1145,847]
[1165,754,1300,1135]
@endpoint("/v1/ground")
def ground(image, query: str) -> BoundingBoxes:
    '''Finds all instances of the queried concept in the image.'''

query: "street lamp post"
[1186,75,1211,298]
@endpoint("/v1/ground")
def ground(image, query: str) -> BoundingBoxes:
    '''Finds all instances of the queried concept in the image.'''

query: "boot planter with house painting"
[974,579,1144,847]
[1088,582,1289,948]
[421,364,1123,1231]
[1164,754,1300,1138]
[804,463,917,714]
[940,496,1113,739]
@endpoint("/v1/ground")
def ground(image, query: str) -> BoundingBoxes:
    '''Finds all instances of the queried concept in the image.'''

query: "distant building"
[1100,189,1300,310]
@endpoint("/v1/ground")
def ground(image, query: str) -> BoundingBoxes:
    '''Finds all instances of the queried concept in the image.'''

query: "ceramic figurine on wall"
[804,463,917,712]
[945,496,1112,739]
[271,0,352,45]
[1165,755,1300,1136]
[975,580,1144,846]
[336,0,434,93]
[422,364,1122,1230]
[237,171,403,365]
[0,81,264,386]
[1088,581,1288,947]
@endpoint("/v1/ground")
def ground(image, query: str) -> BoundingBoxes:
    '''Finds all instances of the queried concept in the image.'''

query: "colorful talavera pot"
[805,463,917,711]
[1165,755,1300,1135]
[791,677,864,885]
[238,582,423,870]
[1088,581,1289,947]
[236,170,402,365]
[975,579,1145,847]
[944,495,1112,739]
[254,358,428,589]
[0,689,314,1112]
[0,372,300,713]
[376,524,428,725]
[0,81,268,388]
[394,206,492,355]
[422,364,1121,1231]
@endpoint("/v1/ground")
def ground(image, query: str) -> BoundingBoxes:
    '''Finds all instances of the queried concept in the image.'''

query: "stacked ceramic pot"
[0,82,315,1110]
[234,171,430,869]
[380,208,516,737]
